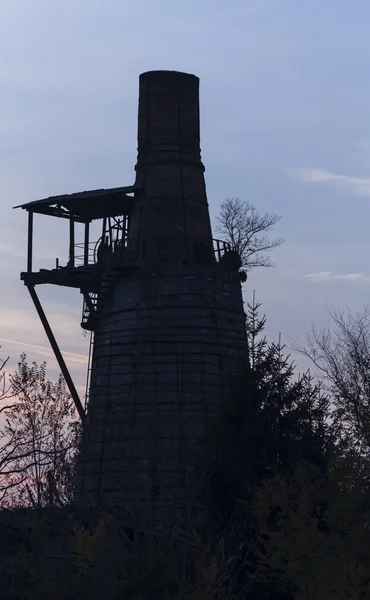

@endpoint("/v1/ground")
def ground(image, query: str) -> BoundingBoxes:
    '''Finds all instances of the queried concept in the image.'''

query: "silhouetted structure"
[16,70,247,530]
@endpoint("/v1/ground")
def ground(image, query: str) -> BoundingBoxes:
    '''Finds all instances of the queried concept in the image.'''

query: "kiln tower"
[16,70,247,527]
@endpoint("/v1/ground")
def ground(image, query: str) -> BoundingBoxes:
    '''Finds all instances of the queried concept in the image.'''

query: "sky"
[1,0,370,396]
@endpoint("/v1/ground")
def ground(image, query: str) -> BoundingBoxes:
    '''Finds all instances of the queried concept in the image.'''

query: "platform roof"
[13,185,140,221]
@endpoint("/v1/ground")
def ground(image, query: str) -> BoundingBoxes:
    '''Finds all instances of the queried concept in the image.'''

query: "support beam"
[26,284,86,423]
[84,222,90,266]
[108,217,113,246]
[124,214,129,243]
[69,218,75,266]
[102,217,107,245]
[27,211,33,273]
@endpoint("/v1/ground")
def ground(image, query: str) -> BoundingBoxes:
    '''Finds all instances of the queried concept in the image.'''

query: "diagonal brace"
[25,284,86,423]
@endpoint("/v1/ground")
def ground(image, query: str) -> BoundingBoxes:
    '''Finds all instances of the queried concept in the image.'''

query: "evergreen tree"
[197,295,333,598]
[200,294,332,524]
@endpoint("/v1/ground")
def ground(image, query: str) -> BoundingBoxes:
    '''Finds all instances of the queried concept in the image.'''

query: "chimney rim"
[139,70,199,83]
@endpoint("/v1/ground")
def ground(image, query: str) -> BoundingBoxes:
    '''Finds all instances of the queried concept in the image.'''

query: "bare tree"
[216,197,283,270]
[0,354,81,508]
[293,307,370,454]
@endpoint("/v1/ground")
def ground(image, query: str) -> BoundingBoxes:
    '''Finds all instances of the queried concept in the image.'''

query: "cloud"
[305,272,370,283]
[295,168,370,196]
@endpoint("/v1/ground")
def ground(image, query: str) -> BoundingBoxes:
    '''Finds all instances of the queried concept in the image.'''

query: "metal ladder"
[84,329,94,414]
[81,267,125,331]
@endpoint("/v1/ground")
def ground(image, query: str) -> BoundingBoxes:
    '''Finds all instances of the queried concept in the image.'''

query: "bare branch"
[0,354,81,508]
[292,307,370,452]
[216,197,283,271]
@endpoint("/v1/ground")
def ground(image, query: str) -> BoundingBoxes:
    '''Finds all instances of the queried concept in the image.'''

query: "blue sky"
[1,0,370,391]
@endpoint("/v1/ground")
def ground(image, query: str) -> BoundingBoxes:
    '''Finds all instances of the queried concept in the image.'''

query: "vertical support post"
[27,211,33,273]
[124,214,129,246]
[25,283,85,423]
[84,222,90,266]
[216,239,221,261]
[69,218,75,267]
[108,217,113,246]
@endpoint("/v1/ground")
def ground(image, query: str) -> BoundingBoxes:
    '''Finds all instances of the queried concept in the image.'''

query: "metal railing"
[75,238,129,267]
[213,238,231,262]
[74,241,99,266]
[72,237,231,270]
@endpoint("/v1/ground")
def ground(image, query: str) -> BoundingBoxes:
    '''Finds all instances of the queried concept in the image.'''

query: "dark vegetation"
[0,199,369,598]
[1,299,370,598]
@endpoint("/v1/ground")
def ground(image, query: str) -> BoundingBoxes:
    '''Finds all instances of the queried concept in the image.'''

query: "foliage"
[0,507,248,600]
[73,517,243,600]
[216,197,283,270]
[0,354,81,508]
[253,456,370,599]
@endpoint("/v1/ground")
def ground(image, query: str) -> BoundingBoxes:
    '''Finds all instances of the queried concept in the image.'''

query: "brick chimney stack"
[127,70,214,263]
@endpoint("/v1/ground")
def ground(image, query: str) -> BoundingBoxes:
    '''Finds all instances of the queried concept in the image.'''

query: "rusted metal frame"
[25,284,86,423]
[27,210,33,273]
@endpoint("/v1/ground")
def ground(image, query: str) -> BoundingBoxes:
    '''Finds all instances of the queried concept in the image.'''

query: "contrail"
[0,338,88,364]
